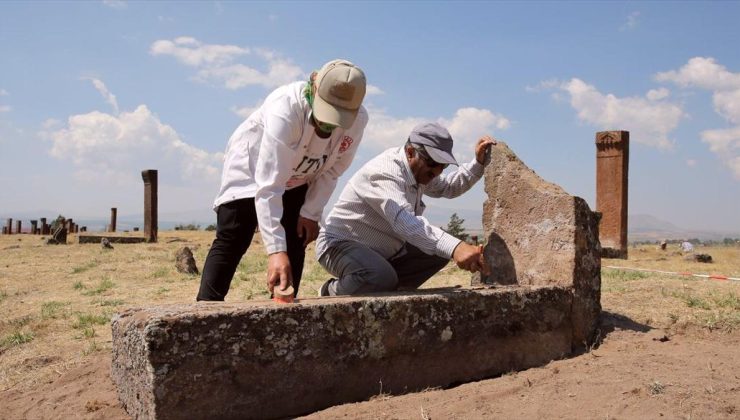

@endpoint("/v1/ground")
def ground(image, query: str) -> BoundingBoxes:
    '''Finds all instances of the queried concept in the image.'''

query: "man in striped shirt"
[315,122,494,296]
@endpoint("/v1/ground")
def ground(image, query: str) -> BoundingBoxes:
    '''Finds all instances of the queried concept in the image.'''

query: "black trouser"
[196,184,308,301]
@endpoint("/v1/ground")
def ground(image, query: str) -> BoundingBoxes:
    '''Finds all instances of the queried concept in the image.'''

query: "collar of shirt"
[396,146,419,189]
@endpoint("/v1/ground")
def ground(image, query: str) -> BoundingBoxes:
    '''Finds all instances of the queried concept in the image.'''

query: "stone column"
[2,227,6,235]
[110,207,117,232]
[66,219,74,234]
[15,220,21,234]
[142,169,158,243]
[81,226,87,232]
[31,220,38,234]
[40,218,47,234]
[596,131,629,259]
[6,218,12,235]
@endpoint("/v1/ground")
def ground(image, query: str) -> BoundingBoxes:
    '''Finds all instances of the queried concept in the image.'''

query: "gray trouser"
[318,240,449,296]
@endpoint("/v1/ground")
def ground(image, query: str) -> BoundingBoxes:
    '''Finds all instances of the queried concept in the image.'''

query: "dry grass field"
[1,231,739,418]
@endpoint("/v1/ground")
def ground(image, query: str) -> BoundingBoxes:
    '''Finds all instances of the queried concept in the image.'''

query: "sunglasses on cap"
[311,114,338,133]
[415,146,448,169]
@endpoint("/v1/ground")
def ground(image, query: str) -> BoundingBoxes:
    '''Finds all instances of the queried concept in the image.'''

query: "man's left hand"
[475,135,497,164]
[297,216,319,247]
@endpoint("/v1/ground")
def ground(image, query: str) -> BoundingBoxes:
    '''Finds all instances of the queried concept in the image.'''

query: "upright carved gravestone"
[6,218,12,235]
[15,220,21,234]
[40,217,48,235]
[31,220,38,235]
[142,170,158,243]
[473,142,601,346]
[595,131,629,259]
[110,207,117,232]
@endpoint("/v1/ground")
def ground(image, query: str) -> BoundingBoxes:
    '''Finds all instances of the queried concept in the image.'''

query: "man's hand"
[297,216,319,247]
[267,252,293,294]
[475,135,497,164]
[452,242,490,275]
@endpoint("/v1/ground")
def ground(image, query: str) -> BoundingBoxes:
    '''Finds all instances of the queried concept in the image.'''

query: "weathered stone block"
[474,142,601,346]
[78,235,147,244]
[112,287,573,419]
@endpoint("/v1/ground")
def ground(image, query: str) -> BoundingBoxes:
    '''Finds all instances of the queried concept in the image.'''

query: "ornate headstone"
[31,220,38,234]
[142,169,158,243]
[40,217,48,234]
[47,226,67,245]
[596,131,629,259]
[6,218,12,235]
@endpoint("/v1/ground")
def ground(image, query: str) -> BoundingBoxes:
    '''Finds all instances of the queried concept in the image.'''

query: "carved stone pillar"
[110,207,117,232]
[141,170,158,243]
[596,131,629,259]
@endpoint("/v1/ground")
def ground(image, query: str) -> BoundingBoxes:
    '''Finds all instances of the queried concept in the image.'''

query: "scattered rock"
[175,247,199,275]
[3,245,20,250]
[101,238,114,250]
[684,253,713,263]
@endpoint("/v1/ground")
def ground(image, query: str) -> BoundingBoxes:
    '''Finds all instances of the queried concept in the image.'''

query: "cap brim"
[313,94,358,129]
[423,145,458,166]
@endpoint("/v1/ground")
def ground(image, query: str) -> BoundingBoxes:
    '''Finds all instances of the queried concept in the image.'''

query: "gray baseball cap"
[408,122,458,166]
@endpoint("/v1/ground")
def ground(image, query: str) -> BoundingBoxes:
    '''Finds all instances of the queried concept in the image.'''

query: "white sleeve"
[363,174,461,259]
[254,96,303,254]
[424,159,485,198]
[300,113,368,221]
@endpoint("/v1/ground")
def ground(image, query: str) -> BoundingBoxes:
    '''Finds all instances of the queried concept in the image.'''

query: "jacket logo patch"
[339,136,353,153]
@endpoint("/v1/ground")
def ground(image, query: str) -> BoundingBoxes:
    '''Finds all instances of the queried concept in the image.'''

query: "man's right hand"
[267,252,293,294]
[452,242,490,274]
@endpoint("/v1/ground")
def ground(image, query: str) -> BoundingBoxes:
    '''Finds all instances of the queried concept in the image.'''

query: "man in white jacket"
[316,122,493,296]
[197,59,368,301]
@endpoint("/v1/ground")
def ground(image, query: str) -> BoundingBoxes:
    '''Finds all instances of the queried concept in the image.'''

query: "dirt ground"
[1,232,739,419]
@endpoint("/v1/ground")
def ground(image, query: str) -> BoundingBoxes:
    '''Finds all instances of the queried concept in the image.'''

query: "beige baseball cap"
[313,59,366,129]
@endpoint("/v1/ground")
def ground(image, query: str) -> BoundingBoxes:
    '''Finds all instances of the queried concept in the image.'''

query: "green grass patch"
[602,269,651,282]
[81,277,115,296]
[711,292,740,310]
[72,312,110,329]
[73,281,85,290]
[155,287,170,296]
[96,299,125,307]
[71,259,99,274]
[2,330,34,347]
[9,315,34,328]
[41,301,69,320]
[151,267,169,278]
[83,340,101,356]
[0,290,7,304]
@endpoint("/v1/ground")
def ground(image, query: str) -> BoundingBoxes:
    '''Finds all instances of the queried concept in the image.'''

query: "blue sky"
[1,1,739,233]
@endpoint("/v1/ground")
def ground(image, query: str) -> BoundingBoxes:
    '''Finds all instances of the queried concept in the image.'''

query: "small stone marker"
[174,246,198,274]
[101,238,114,250]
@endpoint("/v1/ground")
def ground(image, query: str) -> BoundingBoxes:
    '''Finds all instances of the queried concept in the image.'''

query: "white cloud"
[150,37,249,67]
[0,89,8,96]
[364,106,511,162]
[658,57,740,179]
[686,159,697,167]
[552,78,684,149]
[102,0,127,10]
[655,57,740,91]
[620,11,640,31]
[646,87,670,101]
[525,79,559,93]
[83,77,119,114]
[150,37,303,89]
[40,105,222,185]
[700,126,740,179]
[0,105,11,113]
[366,85,385,96]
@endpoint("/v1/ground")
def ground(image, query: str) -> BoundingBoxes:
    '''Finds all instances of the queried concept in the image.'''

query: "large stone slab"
[78,235,147,244]
[112,287,573,419]
[474,142,601,346]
